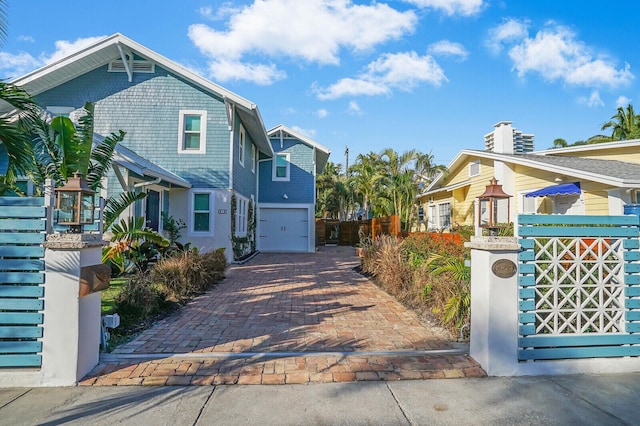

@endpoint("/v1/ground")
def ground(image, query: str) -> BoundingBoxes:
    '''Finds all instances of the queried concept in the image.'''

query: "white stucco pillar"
[607,189,631,215]
[466,236,521,376]
[41,234,107,386]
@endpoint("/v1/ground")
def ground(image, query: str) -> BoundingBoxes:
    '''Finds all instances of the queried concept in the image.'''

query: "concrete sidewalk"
[1,373,638,425]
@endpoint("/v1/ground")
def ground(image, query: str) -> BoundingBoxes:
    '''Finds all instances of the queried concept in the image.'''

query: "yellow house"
[417,122,640,233]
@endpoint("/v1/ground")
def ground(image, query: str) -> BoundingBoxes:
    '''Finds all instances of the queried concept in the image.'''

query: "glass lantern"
[477,177,511,236]
[55,172,95,233]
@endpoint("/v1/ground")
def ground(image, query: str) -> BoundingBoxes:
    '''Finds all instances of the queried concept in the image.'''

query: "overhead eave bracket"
[116,43,134,83]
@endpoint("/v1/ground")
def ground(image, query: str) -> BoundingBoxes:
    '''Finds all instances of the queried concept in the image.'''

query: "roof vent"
[108,60,155,73]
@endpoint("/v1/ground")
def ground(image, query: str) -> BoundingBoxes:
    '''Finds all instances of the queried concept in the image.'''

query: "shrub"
[200,248,228,286]
[114,272,162,324]
[151,248,228,301]
[362,235,412,299]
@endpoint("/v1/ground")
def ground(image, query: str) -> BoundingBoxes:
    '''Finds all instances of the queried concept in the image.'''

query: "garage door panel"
[259,208,309,252]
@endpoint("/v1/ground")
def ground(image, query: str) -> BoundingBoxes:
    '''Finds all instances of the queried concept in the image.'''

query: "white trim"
[188,189,214,237]
[267,124,331,155]
[239,124,246,167]
[235,194,249,237]
[272,152,291,182]
[251,144,256,174]
[178,110,207,154]
[108,59,155,73]
[469,160,480,177]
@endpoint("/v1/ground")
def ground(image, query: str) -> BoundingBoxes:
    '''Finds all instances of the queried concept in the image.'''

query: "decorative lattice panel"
[532,237,624,334]
[518,214,640,361]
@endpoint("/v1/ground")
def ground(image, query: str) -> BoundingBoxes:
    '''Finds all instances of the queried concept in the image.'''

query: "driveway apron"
[83,247,484,386]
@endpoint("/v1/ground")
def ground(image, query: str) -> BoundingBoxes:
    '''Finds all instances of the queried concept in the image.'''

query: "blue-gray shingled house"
[9,33,330,260]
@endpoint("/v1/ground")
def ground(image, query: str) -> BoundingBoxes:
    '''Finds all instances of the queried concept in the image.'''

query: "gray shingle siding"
[35,65,231,188]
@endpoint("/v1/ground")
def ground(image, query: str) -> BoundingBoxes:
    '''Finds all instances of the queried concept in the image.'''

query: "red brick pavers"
[84,247,484,385]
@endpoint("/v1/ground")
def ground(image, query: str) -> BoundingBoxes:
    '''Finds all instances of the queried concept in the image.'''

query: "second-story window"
[239,124,246,166]
[251,144,256,173]
[273,153,290,181]
[178,110,207,154]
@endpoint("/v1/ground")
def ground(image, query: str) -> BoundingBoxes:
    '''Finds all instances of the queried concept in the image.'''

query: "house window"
[428,205,436,230]
[273,153,290,181]
[192,192,211,233]
[178,110,207,154]
[438,202,451,229]
[236,196,248,236]
[519,192,537,214]
[239,125,246,166]
[469,161,480,177]
[251,144,256,173]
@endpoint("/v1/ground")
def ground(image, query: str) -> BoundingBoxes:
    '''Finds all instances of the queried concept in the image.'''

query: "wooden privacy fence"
[0,196,47,368]
[316,215,400,246]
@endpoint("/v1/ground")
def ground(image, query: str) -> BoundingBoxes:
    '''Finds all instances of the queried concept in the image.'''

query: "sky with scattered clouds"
[2,1,640,168]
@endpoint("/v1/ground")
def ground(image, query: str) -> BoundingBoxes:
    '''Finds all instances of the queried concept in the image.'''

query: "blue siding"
[36,65,231,189]
[259,138,315,204]
[232,120,257,198]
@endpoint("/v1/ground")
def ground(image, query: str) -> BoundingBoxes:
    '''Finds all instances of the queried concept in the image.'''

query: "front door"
[146,189,160,231]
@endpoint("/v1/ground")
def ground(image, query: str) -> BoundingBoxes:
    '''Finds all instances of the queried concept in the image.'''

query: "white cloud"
[291,126,316,137]
[315,108,329,118]
[403,0,483,16]
[43,36,106,64]
[199,3,240,21]
[348,101,362,115]
[188,0,416,84]
[579,90,604,107]
[0,51,41,78]
[486,18,529,53]
[17,35,34,43]
[315,51,447,100]
[1,35,105,79]
[497,23,633,89]
[207,58,286,85]
[616,95,632,107]
[427,40,469,60]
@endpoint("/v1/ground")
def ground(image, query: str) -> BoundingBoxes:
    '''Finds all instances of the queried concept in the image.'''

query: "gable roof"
[9,33,273,156]
[422,149,640,196]
[267,124,331,174]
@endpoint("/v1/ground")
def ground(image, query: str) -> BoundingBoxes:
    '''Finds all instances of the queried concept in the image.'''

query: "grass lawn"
[101,277,127,315]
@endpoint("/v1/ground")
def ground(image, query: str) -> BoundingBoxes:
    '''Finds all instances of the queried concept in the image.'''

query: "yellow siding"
[581,182,610,215]
[553,146,640,164]
[513,165,557,214]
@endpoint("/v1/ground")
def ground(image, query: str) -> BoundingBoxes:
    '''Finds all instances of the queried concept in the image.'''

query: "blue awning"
[525,182,581,198]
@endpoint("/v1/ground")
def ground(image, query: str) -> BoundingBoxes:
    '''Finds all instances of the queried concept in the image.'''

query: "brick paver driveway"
[83,247,483,386]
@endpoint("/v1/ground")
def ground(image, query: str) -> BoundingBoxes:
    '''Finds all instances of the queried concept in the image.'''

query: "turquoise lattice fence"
[518,214,640,361]
[0,196,46,367]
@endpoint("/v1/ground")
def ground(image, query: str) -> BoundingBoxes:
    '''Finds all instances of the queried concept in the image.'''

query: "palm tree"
[552,138,567,148]
[0,1,40,191]
[601,104,640,140]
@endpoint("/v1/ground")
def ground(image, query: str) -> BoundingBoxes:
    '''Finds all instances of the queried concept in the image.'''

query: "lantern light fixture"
[55,172,95,233]
[477,177,511,236]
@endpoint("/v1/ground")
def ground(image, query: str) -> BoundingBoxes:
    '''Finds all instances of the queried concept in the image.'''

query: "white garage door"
[259,208,309,252]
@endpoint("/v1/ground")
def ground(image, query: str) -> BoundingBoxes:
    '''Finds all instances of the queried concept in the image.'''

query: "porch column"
[466,236,520,376]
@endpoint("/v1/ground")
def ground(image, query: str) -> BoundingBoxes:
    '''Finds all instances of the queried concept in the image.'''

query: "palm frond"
[103,191,147,229]
[109,216,169,247]
[87,130,125,190]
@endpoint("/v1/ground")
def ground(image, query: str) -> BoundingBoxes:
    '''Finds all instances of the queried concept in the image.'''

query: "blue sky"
[2,1,640,168]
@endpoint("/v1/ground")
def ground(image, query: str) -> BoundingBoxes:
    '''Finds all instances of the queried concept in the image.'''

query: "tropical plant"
[103,216,169,273]
[601,104,640,140]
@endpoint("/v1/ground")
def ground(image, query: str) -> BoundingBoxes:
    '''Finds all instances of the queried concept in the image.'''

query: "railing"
[518,214,640,361]
[0,196,46,367]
